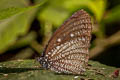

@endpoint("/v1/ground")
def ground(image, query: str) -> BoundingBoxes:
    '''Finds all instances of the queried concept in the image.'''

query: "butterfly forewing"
[38,9,92,74]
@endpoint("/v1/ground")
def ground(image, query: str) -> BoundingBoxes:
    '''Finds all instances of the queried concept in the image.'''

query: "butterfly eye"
[37,9,92,74]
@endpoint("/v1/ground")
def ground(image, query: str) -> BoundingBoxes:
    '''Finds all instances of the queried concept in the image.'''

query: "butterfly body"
[37,9,92,74]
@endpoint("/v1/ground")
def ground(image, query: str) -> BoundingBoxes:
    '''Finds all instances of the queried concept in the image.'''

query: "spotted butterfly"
[37,9,92,74]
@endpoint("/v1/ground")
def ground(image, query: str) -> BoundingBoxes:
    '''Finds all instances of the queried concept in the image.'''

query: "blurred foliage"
[0,0,120,68]
[38,0,106,26]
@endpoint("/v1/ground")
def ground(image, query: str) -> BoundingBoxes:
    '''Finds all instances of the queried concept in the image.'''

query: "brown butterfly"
[37,9,92,74]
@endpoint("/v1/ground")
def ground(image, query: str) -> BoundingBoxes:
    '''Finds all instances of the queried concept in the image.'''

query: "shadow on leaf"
[0,67,43,73]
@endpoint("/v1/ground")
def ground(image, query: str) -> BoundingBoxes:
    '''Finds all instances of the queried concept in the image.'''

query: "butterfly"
[36,9,92,74]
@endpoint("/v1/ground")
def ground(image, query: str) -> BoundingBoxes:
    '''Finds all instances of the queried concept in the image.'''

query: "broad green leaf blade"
[0,0,46,53]
[0,0,29,11]
[0,9,35,53]
[0,3,45,21]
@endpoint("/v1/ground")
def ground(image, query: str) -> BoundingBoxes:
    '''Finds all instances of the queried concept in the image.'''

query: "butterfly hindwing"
[38,9,92,74]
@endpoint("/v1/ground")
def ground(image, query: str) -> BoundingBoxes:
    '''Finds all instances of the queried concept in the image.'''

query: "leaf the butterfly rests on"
[37,9,92,74]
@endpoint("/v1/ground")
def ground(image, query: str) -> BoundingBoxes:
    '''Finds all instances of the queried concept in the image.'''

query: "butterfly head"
[36,56,49,69]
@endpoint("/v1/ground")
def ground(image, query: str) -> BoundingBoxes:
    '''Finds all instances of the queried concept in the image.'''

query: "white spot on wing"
[82,37,85,41]
[70,33,74,37]
[56,46,60,50]
[57,38,61,42]
[48,52,51,55]
[46,55,48,57]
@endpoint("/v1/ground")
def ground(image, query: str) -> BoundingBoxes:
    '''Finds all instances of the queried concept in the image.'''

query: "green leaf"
[0,0,46,53]
[0,0,29,10]
[0,60,119,80]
